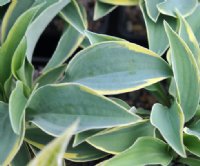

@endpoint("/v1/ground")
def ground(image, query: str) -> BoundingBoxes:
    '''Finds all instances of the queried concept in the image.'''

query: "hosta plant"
[1,0,200,166]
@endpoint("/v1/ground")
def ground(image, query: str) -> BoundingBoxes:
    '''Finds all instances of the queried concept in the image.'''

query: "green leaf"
[145,0,164,22]
[0,102,24,166]
[25,127,108,162]
[187,4,200,45]
[25,0,71,62]
[0,0,10,6]
[179,158,200,166]
[12,143,32,166]
[26,83,141,136]
[35,65,67,87]
[184,134,200,157]
[64,41,172,95]
[1,0,34,42]
[178,13,200,72]
[87,120,155,154]
[110,97,131,109]
[140,0,177,55]
[85,30,124,45]
[28,122,77,166]
[9,81,27,134]
[157,0,198,17]
[12,38,34,88]
[60,0,87,34]
[64,140,107,162]
[94,1,117,20]
[74,130,101,147]
[164,22,200,121]
[80,37,90,48]
[0,5,40,86]
[43,25,84,72]
[98,137,173,166]
[150,101,186,157]
[184,120,200,139]
[98,0,139,6]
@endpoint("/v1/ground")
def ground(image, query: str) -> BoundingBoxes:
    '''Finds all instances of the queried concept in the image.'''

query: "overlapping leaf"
[25,127,108,162]
[1,0,35,42]
[26,83,141,136]
[43,25,84,72]
[28,122,77,166]
[0,102,25,166]
[9,81,27,134]
[157,0,198,17]
[165,22,200,121]
[98,137,173,166]
[60,0,87,34]
[87,120,155,154]
[178,13,200,71]
[145,0,164,22]
[140,0,176,55]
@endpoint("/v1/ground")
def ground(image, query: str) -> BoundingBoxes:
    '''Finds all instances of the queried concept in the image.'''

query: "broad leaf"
[98,0,139,6]
[26,83,141,136]
[94,1,117,20]
[98,137,173,166]
[145,0,164,22]
[9,81,27,134]
[151,101,186,157]
[140,0,177,56]
[164,22,200,122]
[28,122,77,166]
[64,41,172,95]
[0,102,24,166]
[184,134,200,157]
[87,120,155,154]
[157,0,198,17]
[43,26,84,72]
[25,128,108,162]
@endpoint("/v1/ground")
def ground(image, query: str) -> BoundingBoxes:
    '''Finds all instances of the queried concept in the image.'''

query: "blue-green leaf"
[164,22,200,122]
[151,101,186,157]
[26,83,141,136]
[98,137,173,166]
[9,81,27,134]
[144,0,164,22]
[157,0,198,17]
[43,25,84,72]
[87,120,155,154]
[64,41,172,95]
[94,1,117,20]
[140,0,177,56]
[0,102,24,165]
